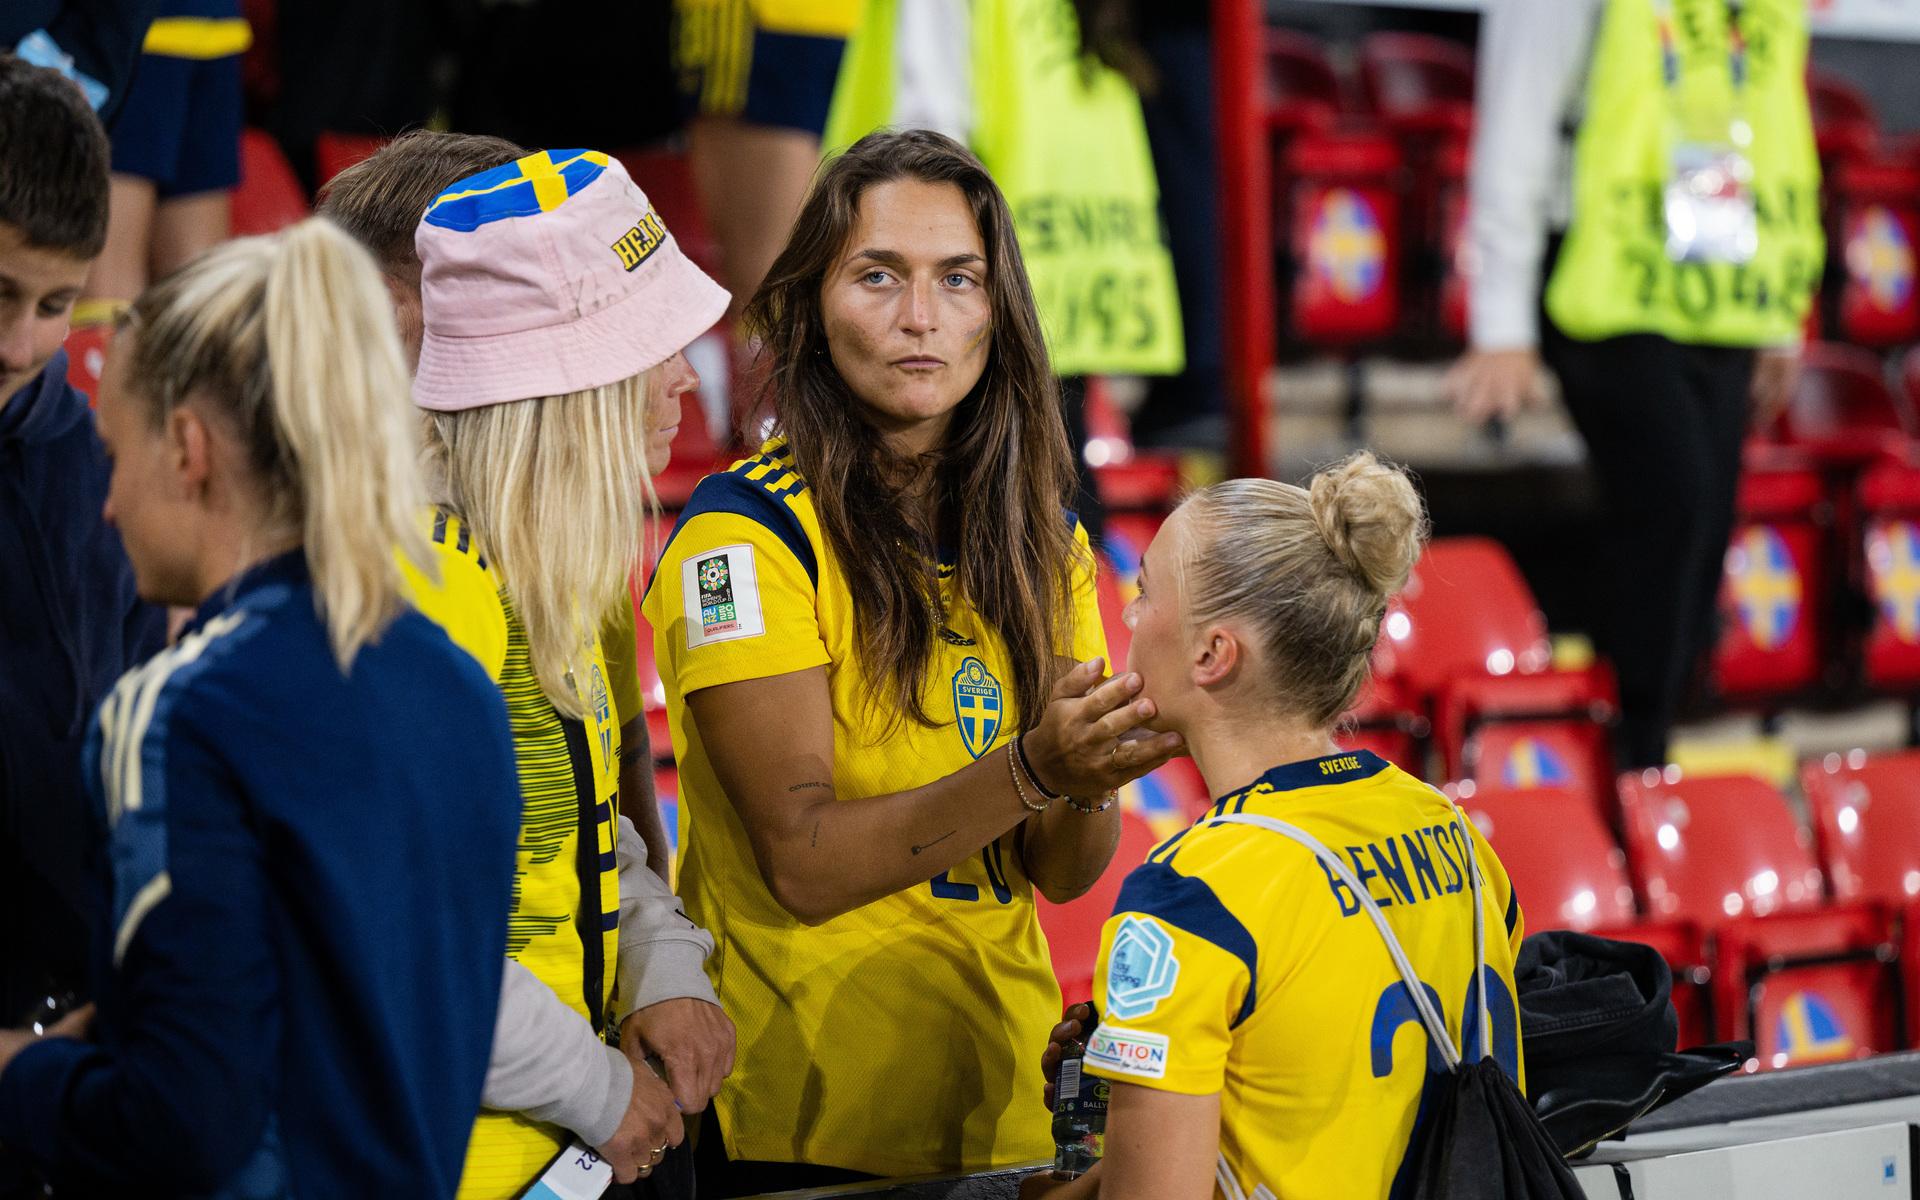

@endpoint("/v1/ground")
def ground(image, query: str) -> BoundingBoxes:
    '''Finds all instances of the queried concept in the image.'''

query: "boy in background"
[0,51,163,1071]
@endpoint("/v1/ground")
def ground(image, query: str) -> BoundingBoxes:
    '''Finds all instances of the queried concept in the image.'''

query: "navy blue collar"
[1213,749,1393,808]
[182,548,309,638]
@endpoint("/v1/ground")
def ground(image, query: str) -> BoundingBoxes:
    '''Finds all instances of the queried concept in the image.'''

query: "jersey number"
[1369,966,1520,1082]
[930,842,1015,904]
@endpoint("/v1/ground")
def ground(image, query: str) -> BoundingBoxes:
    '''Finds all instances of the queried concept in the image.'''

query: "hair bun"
[1307,451,1428,598]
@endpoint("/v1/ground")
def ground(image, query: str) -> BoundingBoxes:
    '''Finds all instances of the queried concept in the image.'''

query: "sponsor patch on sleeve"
[682,544,766,648]
[1085,1025,1171,1081]
[1105,914,1181,1020]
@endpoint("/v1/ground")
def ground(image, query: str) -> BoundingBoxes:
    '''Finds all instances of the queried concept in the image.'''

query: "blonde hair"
[123,218,431,670]
[422,373,659,719]
[1178,452,1428,727]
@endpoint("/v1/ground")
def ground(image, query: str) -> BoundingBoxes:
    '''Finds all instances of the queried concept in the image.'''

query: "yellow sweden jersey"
[1085,751,1524,1200]
[641,440,1106,1176]
[399,510,624,1198]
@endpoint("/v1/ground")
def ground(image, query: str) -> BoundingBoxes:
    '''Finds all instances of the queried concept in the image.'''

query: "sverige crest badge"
[1106,915,1180,1020]
[952,656,1003,760]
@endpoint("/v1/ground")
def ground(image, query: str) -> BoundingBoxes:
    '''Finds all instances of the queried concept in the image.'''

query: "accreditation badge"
[1664,135,1758,266]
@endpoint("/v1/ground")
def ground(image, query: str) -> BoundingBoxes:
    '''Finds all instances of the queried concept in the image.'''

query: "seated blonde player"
[1025,454,1526,1200]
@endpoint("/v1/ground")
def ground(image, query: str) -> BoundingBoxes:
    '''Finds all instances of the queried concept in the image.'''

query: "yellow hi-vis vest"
[825,0,1185,376]
[1546,0,1823,346]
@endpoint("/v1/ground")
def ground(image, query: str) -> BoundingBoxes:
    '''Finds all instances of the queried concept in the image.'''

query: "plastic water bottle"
[1051,1007,1109,1179]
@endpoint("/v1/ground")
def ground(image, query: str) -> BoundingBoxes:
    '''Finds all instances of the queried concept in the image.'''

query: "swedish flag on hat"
[412,149,730,412]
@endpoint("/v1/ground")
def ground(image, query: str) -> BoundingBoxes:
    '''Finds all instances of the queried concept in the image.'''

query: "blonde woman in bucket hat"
[402,149,732,1197]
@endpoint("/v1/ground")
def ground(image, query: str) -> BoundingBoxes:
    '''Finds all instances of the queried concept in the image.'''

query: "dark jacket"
[1519,930,1744,1155]
[0,352,163,1025]
[0,551,523,1196]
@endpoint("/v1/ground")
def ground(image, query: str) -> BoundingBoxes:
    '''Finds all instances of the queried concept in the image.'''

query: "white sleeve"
[482,960,634,1148]
[1466,0,1604,350]
[892,0,972,142]
[613,816,719,1026]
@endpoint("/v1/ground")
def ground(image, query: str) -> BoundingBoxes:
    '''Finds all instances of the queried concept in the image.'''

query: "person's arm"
[486,963,684,1184]
[485,962,626,1137]
[1447,0,1602,422]
[0,716,280,1191]
[1017,1085,1221,1200]
[609,816,733,1112]
[618,715,673,879]
[600,595,674,878]
[687,657,1180,924]
[1019,529,1126,901]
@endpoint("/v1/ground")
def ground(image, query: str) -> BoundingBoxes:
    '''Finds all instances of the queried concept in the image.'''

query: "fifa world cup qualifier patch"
[682,544,766,648]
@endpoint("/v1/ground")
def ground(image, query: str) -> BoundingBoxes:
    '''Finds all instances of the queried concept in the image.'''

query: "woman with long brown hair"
[643,127,1184,1194]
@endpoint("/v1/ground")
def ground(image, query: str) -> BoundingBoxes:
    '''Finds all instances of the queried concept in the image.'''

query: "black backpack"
[1210,810,1583,1200]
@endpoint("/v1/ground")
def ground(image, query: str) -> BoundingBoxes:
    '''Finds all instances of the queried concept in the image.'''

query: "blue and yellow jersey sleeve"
[642,453,829,697]
[1086,862,1255,1096]
[399,512,509,682]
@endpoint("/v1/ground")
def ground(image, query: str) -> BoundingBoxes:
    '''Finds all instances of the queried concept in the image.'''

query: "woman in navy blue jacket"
[0,217,522,1197]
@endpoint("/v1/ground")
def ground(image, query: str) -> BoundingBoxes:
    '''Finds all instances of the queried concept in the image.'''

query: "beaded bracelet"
[1007,743,1051,813]
[1014,735,1062,801]
[1065,792,1118,814]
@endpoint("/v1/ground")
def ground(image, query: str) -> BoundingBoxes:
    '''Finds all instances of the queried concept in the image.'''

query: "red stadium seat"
[1434,668,1617,813]
[1832,156,1920,349]
[1356,33,1475,141]
[60,322,113,401]
[1455,784,1636,932]
[1617,770,1824,926]
[1713,905,1898,1069]
[1372,537,1553,702]
[1803,749,1920,906]
[1084,376,1181,511]
[1807,69,1880,171]
[1772,343,1913,466]
[1620,772,1896,1063]
[1264,29,1341,138]
[232,128,310,236]
[1337,675,1428,777]
[1712,447,1829,702]
[1858,455,1920,693]
[1285,129,1404,346]
[1038,809,1163,1003]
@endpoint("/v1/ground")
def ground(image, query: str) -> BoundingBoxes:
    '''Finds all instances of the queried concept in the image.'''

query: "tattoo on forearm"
[911,830,957,856]
[788,781,831,793]
[620,748,647,765]
[810,820,821,848]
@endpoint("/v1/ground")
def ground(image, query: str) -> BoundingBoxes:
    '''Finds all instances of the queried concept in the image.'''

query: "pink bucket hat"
[412,149,729,411]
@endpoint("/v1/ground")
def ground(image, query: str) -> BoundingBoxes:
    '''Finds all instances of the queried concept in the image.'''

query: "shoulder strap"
[1207,809,1490,1068]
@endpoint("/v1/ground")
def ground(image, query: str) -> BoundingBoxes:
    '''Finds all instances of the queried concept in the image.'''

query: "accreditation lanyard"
[1652,0,1749,96]
[1650,0,1759,265]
